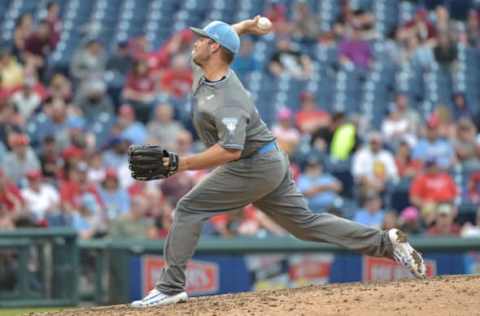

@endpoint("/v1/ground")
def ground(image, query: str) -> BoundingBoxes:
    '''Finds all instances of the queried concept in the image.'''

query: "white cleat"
[388,228,426,279]
[130,288,188,308]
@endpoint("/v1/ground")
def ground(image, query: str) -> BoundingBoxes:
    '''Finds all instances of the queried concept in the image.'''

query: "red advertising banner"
[143,256,219,295]
[362,256,436,282]
[288,254,333,287]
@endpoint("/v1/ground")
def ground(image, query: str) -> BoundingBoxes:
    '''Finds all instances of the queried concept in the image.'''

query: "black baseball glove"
[128,145,179,181]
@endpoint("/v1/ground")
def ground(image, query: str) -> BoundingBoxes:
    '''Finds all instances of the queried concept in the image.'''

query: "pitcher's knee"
[175,197,210,222]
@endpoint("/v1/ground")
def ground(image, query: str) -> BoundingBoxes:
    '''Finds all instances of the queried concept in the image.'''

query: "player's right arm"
[232,16,272,36]
[177,144,241,171]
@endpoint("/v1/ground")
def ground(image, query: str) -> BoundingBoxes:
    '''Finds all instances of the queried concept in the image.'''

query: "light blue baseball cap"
[190,21,240,55]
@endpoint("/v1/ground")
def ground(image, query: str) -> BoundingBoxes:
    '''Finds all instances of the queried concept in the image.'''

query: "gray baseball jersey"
[191,62,274,158]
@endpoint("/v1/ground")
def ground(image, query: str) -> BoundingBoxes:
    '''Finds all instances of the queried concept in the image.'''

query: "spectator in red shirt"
[295,91,330,134]
[24,20,53,77]
[123,59,156,123]
[59,162,103,214]
[60,146,86,179]
[410,157,458,225]
[25,20,53,58]
[159,55,192,99]
[148,29,194,72]
[468,171,480,204]
[426,203,460,236]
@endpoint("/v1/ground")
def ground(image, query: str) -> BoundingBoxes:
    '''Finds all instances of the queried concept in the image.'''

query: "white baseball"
[257,17,272,30]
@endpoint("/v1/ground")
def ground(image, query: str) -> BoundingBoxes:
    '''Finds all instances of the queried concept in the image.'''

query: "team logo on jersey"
[222,117,238,133]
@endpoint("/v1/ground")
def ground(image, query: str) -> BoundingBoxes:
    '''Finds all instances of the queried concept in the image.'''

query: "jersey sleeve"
[214,106,249,150]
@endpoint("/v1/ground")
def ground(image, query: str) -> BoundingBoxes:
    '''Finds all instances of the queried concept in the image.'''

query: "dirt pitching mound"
[33,275,480,316]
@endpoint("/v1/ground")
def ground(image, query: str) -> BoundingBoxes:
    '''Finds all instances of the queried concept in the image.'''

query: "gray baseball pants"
[156,149,394,295]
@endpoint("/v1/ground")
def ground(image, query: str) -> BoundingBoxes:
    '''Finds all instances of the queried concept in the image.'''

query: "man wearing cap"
[352,131,398,196]
[3,133,40,184]
[410,156,458,225]
[426,203,460,236]
[353,193,385,229]
[74,79,114,122]
[297,156,342,212]
[59,162,102,215]
[131,17,426,308]
[117,104,148,145]
[412,114,455,169]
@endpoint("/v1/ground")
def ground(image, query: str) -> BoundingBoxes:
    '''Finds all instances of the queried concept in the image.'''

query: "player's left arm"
[232,16,272,36]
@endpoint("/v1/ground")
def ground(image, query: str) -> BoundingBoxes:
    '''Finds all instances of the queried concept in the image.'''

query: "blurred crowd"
[1,0,480,241]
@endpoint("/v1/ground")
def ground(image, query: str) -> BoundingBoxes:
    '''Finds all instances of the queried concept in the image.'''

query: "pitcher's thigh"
[177,166,274,216]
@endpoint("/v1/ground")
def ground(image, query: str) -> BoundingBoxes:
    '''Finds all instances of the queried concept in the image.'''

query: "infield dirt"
[32,275,480,316]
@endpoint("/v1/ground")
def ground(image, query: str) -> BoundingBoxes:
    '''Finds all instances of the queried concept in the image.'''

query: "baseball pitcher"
[129,16,426,308]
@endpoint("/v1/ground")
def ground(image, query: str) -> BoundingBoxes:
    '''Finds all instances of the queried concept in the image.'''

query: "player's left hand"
[128,145,179,181]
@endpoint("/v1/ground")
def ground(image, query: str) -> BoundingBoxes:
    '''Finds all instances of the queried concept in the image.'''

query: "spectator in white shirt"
[10,79,41,119]
[393,93,421,136]
[20,169,60,224]
[352,132,399,196]
[381,106,416,149]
